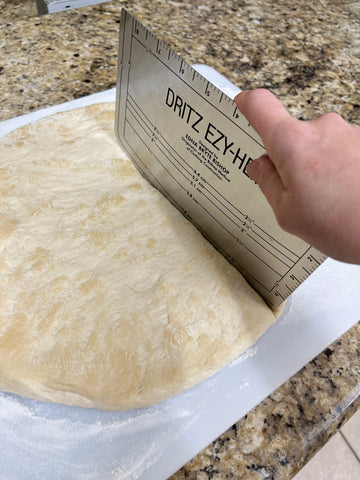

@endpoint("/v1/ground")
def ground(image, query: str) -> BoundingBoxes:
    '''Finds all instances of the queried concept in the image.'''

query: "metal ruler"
[115,9,326,309]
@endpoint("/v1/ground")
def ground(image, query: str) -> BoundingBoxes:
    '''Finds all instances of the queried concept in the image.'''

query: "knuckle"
[322,111,342,122]
[319,112,349,130]
[287,119,308,143]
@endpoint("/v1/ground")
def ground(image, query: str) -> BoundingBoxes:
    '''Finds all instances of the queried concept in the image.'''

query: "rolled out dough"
[0,103,279,411]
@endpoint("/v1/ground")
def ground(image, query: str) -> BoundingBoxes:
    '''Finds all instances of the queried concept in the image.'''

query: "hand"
[235,89,360,264]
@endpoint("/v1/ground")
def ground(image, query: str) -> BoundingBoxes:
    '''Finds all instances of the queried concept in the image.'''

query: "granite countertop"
[1,1,360,478]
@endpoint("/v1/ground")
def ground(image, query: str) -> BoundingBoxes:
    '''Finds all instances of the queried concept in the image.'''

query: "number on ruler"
[205,82,210,97]
[233,106,240,119]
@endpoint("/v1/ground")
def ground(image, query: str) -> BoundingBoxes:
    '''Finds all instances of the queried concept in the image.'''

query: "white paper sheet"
[0,87,359,480]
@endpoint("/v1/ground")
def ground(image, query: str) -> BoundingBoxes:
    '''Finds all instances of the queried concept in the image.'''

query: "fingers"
[246,154,285,213]
[235,89,292,149]
[235,89,293,222]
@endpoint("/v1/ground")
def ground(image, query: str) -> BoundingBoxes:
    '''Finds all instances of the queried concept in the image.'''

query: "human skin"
[235,89,360,264]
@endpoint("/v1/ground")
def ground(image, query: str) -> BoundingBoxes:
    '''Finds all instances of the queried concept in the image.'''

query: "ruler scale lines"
[126,113,192,185]
[126,99,193,182]
[191,195,282,288]
[127,93,196,175]
[252,222,301,260]
[125,119,189,194]
[247,228,295,266]
[125,114,190,189]
[245,233,291,271]
[200,184,292,270]
[200,190,285,278]
[131,34,264,149]
[201,183,298,269]
[201,182,295,267]
[204,179,300,260]
[310,254,321,266]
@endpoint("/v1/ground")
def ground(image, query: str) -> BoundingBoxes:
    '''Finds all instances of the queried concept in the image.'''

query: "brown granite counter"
[1,1,360,478]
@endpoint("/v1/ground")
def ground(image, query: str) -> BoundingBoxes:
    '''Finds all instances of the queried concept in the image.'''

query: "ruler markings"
[130,95,194,175]
[181,217,277,294]
[199,189,247,238]
[241,244,285,278]
[188,181,286,279]
[247,231,293,269]
[309,254,321,266]
[123,16,262,277]
[128,95,246,249]
[203,176,299,261]
[126,99,153,137]
[129,78,293,273]
[269,245,313,293]
[195,196,238,242]
[125,118,189,195]
[125,108,192,185]
[127,93,195,175]
[252,222,301,260]
[125,114,195,190]
[154,138,194,180]
[204,180,297,266]
[190,195,282,290]
[245,232,292,271]
[275,291,286,301]
[204,178,244,217]
[201,183,292,270]
[131,34,264,149]
[126,81,197,187]
[123,17,135,142]
[201,183,246,223]
[247,227,296,266]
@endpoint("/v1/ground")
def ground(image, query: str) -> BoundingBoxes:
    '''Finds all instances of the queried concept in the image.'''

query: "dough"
[0,103,279,411]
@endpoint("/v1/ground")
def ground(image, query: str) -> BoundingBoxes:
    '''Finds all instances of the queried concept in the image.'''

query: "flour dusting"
[0,392,193,480]
[228,346,258,368]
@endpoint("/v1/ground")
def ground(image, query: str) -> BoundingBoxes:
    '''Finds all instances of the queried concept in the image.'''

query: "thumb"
[247,155,285,212]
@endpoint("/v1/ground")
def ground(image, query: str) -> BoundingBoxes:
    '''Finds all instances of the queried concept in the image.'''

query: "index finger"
[234,89,292,149]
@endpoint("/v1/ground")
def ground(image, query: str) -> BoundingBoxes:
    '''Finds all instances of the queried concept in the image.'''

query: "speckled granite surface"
[171,325,360,479]
[1,1,360,479]
[2,0,360,123]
